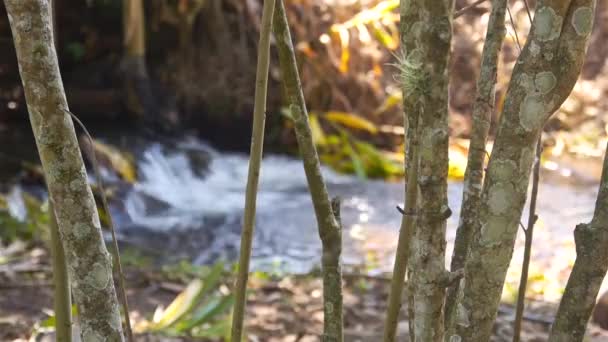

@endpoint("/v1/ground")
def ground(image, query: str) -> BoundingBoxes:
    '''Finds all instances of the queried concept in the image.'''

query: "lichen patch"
[491,160,517,181]
[82,328,105,342]
[487,183,515,215]
[572,7,593,36]
[534,7,563,42]
[88,262,111,290]
[519,94,545,131]
[529,41,540,57]
[535,72,557,94]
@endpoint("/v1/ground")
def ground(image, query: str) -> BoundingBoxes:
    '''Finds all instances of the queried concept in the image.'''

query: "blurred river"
[0,128,604,302]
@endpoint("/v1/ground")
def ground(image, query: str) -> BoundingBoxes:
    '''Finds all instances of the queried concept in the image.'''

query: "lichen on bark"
[444,0,507,333]
[4,0,124,340]
[401,0,454,342]
[451,1,597,340]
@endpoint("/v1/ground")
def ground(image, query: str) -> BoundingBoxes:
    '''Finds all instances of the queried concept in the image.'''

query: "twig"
[506,5,523,52]
[66,110,134,342]
[513,138,542,342]
[454,0,488,19]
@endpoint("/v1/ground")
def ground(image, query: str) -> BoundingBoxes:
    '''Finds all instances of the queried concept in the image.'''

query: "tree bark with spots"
[4,0,125,340]
[273,1,343,340]
[397,1,455,341]
[549,141,608,341]
[449,1,597,341]
[444,0,507,328]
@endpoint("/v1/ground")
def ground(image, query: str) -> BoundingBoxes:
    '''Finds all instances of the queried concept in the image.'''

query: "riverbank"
[3,242,608,341]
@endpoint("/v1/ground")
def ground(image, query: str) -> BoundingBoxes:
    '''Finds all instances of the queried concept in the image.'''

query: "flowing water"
[116,137,602,299]
[1,129,603,300]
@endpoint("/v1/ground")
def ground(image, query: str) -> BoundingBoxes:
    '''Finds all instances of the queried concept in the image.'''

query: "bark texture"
[396,1,454,341]
[549,142,608,341]
[451,1,597,341]
[4,0,125,340]
[230,0,275,340]
[445,0,507,326]
[273,1,343,340]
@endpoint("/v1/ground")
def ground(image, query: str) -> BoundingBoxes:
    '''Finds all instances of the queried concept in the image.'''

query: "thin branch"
[230,0,275,339]
[273,0,344,339]
[513,138,542,342]
[454,0,489,19]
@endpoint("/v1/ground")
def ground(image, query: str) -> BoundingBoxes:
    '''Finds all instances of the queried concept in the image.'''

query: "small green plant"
[138,261,233,339]
[0,192,49,243]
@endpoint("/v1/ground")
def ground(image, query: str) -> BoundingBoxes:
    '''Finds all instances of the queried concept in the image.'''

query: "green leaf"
[324,111,378,134]
[175,295,234,332]
[149,262,225,331]
[342,134,366,179]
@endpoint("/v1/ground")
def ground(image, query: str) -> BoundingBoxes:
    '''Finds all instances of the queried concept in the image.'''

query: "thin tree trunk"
[549,142,608,341]
[512,138,541,342]
[230,0,275,339]
[393,1,454,341]
[444,0,507,328]
[381,1,422,339]
[122,0,155,119]
[4,0,125,340]
[382,99,419,341]
[451,1,597,340]
[49,201,72,342]
[273,1,343,340]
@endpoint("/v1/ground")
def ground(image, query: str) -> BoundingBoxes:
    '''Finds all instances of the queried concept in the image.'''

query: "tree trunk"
[393,1,454,341]
[230,0,275,340]
[273,1,344,340]
[549,142,608,341]
[445,0,507,328]
[451,1,597,340]
[4,0,125,340]
[122,0,155,119]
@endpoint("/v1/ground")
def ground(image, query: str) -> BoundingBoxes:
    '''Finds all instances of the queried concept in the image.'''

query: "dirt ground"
[2,245,608,342]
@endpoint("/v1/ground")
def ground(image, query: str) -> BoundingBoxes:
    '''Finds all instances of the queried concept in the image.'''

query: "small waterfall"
[120,136,599,283]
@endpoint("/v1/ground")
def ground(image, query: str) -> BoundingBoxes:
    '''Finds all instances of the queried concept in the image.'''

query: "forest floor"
[2,242,608,342]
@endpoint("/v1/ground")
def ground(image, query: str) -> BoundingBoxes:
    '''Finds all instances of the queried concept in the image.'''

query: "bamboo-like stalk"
[445,0,507,329]
[48,201,72,342]
[4,0,125,340]
[48,5,72,340]
[512,138,541,342]
[549,141,608,341]
[273,1,343,340]
[230,0,275,339]
[382,70,420,342]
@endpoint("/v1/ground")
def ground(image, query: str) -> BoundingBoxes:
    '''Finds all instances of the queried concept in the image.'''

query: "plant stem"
[513,138,541,342]
[273,1,343,339]
[382,93,419,342]
[230,0,275,339]
[48,201,72,342]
